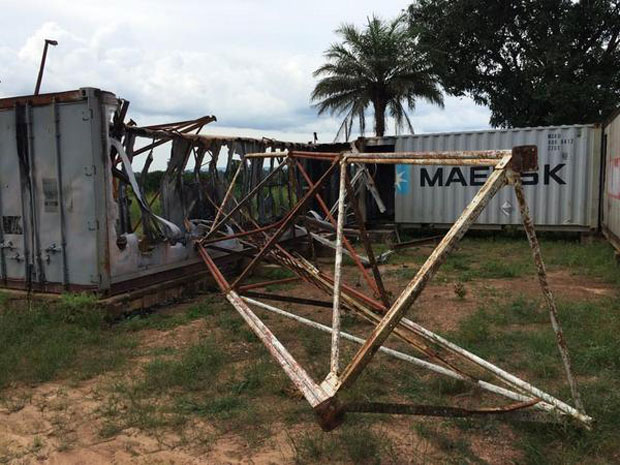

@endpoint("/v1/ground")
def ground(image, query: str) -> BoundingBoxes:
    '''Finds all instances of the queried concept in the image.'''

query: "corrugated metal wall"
[373,125,601,230]
[602,111,620,249]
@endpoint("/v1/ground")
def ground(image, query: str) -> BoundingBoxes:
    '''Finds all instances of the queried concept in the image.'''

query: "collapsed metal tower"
[103,98,592,430]
[0,89,596,431]
[167,144,592,430]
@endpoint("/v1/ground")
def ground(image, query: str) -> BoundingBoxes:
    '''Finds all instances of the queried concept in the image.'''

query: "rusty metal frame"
[193,145,592,431]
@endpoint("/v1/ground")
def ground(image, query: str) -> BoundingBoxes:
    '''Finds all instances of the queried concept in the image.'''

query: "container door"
[0,108,32,286]
[30,103,66,287]
[56,98,103,289]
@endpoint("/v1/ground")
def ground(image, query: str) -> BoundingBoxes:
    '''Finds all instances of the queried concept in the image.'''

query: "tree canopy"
[311,15,444,139]
[409,0,620,127]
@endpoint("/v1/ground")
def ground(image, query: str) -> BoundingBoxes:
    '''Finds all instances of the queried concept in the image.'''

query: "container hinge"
[87,220,99,231]
[84,165,96,176]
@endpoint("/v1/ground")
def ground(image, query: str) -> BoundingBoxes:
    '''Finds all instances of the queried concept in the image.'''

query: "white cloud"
[0,1,491,144]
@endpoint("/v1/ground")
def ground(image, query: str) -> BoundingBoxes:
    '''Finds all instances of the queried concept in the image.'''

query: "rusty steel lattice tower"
[177,144,592,431]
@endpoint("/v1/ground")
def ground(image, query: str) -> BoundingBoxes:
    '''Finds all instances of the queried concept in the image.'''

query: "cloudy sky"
[1,0,491,144]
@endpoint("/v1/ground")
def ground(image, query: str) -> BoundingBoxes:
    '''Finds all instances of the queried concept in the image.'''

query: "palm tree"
[311,15,444,139]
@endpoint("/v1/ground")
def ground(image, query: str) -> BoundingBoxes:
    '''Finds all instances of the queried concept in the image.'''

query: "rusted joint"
[313,397,346,432]
[509,145,538,173]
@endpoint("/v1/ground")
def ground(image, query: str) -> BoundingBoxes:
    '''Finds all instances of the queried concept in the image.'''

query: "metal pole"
[512,174,585,412]
[208,162,243,234]
[344,171,391,307]
[34,39,58,95]
[329,158,347,377]
[25,104,45,286]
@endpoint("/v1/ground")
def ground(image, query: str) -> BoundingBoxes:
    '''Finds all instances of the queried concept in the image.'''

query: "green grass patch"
[98,336,230,436]
[390,265,417,280]
[0,291,8,308]
[451,294,620,464]
[439,245,531,281]
[289,420,389,465]
[298,325,329,358]
[542,239,620,285]
[0,294,135,389]
[414,423,485,465]
[120,295,223,332]
[176,395,247,420]
[216,309,244,332]
[392,235,618,287]
[473,258,528,278]
[98,335,284,442]
[141,337,227,392]
[487,295,548,325]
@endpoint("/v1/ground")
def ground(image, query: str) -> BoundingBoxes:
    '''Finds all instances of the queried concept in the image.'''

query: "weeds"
[98,335,280,442]
[216,309,243,332]
[175,395,247,420]
[414,423,484,464]
[261,267,295,280]
[340,424,384,464]
[0,294,135,389]
[452,294,620,464]
[290,431,337,464]
[299,325,328,358]
[142,337,227,392]
[487,295,547,325]
[475,258,528,278]
[290,421,388,465]
[1,236,618,463]
[542,239,620,284]
[121,295,223,332]
[453,281,467,299]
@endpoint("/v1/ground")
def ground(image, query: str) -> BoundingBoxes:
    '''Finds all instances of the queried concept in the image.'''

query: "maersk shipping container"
[366,125,601,231]
[602,110,620,251]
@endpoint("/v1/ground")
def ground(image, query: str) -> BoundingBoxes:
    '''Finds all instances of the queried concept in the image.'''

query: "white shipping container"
[368,125,601,231]
[602,110,620,250]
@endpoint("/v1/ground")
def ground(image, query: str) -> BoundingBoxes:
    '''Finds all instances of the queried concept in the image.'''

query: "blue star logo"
[395,165,410,195]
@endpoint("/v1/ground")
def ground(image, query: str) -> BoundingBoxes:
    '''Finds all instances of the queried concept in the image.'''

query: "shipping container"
[0,88,239,296]
[602,110,620,251]
[0,89,116,292]
[365,125,601,231]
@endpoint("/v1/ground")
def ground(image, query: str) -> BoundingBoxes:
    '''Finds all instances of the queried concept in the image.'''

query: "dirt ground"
[1,238,618,465]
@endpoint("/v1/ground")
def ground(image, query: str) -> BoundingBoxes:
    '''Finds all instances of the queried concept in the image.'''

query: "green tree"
[409,0,620,127]
[311,15,444,139]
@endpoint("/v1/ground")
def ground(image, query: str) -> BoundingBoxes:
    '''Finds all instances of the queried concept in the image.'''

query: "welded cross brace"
[194,145,592,432]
